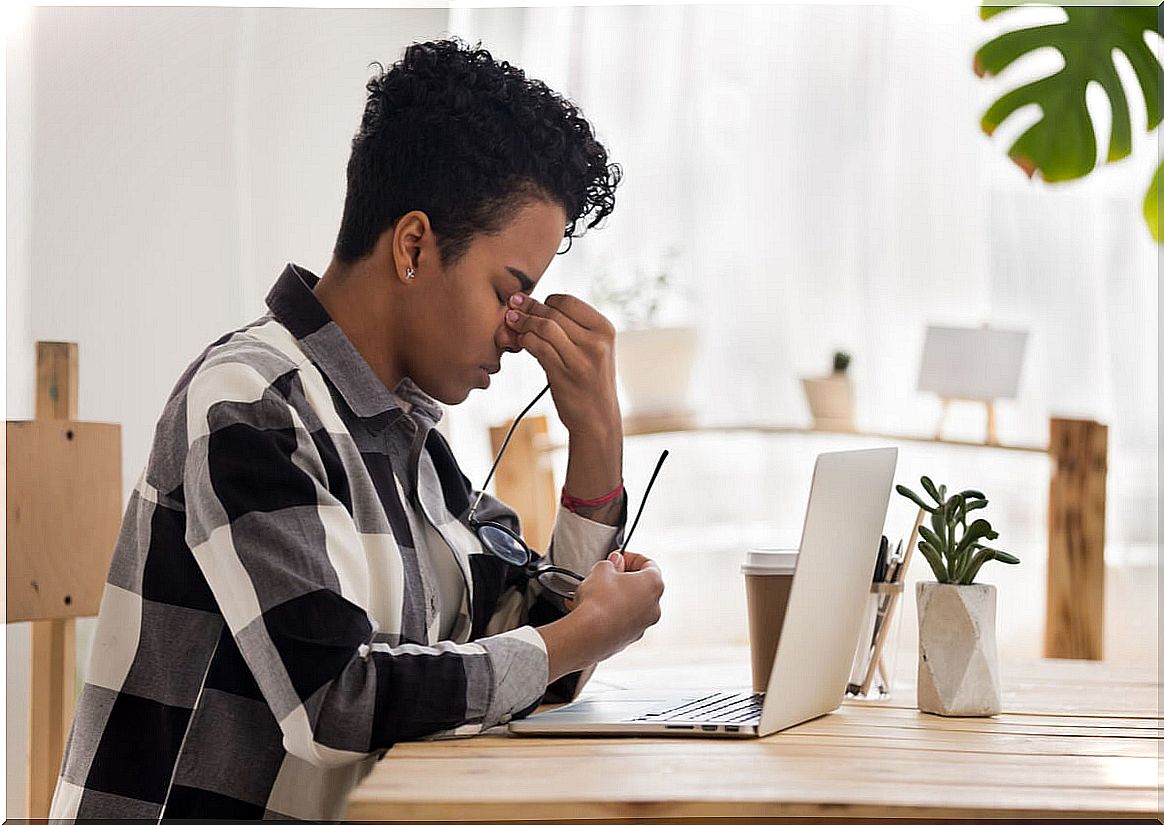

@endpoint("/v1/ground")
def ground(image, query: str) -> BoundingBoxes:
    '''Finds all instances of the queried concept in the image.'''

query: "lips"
[482,363,501,375]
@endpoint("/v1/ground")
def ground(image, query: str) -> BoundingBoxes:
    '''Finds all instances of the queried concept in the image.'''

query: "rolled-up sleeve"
[477,487,628,704]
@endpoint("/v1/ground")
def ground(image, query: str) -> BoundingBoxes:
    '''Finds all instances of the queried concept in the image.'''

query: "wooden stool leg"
[29,617,76,817]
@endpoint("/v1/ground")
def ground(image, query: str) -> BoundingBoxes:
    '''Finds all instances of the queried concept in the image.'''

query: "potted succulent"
[590,245,697,418]
[801,351,855,431]
[896,477,1020,717]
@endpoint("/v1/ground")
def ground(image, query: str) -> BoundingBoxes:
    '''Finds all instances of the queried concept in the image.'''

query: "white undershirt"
[423,518,466,640]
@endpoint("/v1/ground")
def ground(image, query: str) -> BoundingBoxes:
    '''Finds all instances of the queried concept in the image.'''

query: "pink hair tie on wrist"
[561,482,624,513]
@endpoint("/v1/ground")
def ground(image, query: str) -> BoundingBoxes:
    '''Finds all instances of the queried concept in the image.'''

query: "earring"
[405,267,416,280]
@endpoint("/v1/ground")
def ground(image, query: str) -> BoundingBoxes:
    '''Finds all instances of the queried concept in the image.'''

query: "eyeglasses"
[467,383,668,599]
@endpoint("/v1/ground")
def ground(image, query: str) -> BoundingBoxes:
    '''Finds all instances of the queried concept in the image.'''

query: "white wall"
[5,7,449,815]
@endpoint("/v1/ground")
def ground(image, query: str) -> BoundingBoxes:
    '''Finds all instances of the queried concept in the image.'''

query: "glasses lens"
[536,569,581,600]
[477,523,531,566]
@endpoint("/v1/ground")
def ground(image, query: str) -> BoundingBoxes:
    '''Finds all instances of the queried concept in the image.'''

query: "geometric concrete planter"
[916,582,1001,717]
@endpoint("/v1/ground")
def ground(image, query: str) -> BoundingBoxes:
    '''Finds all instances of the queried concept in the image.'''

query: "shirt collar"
[265,263,443,428]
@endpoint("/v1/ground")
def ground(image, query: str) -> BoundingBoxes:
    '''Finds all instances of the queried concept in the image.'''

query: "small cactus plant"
[832,351,851,375]
[896,476,1020,584]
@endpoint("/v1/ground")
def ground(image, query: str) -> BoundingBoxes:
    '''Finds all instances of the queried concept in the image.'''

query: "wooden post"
[1045,417,1107,660]
[490,415,557,554]
[29,342,80,817]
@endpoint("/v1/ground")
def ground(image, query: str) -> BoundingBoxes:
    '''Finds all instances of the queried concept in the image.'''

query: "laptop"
[509,446,898,739]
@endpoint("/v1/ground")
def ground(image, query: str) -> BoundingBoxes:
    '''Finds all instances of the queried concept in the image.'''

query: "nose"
[496,323,521,354]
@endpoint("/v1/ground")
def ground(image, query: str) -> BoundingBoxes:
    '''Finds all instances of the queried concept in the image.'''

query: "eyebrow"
[506,266,535,293]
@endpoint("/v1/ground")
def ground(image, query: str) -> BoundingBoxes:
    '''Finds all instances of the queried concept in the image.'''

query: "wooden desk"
[346,649,1158,821]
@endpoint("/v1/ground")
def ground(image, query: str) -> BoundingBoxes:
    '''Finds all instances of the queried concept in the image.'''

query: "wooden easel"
[6,342,121,817]
[935,397,999,446]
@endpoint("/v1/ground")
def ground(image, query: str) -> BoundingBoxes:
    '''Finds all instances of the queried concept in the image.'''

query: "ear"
[387,210,437,284]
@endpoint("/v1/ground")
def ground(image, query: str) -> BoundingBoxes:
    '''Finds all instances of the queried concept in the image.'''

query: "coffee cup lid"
[741,549,798,575]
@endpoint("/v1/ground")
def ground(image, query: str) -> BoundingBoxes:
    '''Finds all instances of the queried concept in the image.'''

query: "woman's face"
[402,198,568,404]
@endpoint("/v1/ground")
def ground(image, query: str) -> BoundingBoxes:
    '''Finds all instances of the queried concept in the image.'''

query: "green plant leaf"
[964,499,989,514]
[958,544,1022,584]
[920,476,942,504]
[956,519,998,555]
[930,508,947,546]
[946,494,965,526]
[918,540,949,583]
[953,519,998,577]
[976,6,1161,182]
[1146,159,1161,243]
[918,525,945,554]
[960,489,986,501]
[896,485,935,513]
[958,547,995,584]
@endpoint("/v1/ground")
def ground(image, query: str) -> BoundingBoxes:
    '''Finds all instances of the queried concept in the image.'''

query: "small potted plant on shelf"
[590,245,697,419]
[896,477,1020,717]
[801,350,855,431]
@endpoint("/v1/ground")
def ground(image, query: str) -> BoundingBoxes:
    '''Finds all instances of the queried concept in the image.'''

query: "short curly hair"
[333,38,622,266]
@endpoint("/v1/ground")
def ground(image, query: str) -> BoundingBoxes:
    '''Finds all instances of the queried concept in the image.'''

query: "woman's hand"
[608,550,654,573]
[564,550,655,610]
[504,293,619,438]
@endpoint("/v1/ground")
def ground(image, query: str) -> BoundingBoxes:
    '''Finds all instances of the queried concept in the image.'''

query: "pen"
[874,535,889,582]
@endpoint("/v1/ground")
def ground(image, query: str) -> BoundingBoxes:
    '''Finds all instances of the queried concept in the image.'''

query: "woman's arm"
[184,358,549,761]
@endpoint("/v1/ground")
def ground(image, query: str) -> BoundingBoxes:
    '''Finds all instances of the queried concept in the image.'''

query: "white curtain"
[448,2,1158,561]
[444,3,1158,665]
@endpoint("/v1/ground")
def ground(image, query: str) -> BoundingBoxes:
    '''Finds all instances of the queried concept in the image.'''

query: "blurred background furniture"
[6,342,122,818]
[493,413,1107,660]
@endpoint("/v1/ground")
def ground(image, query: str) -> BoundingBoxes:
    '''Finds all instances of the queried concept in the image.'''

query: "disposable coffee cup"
[742,549,798,693]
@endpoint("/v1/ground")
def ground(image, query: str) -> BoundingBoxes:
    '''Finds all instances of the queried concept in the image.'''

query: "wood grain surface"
[346,651,1159,821]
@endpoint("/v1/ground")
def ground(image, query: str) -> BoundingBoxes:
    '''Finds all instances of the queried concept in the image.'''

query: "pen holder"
[846,581,905,700]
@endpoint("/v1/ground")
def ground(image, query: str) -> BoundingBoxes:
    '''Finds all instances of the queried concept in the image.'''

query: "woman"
[50,38,664,821]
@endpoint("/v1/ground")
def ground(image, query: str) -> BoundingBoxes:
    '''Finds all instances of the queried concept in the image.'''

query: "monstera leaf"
[974,5,1162,239]
[1146,159,1161,242]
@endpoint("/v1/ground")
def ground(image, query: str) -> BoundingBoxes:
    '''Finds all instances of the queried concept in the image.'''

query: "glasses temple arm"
[620,449,669,555]
[469,383,551,523]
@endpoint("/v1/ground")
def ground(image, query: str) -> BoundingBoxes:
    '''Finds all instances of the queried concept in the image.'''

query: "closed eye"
[496,290,508,307]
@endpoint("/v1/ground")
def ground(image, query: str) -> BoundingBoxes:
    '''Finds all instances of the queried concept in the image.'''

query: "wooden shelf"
[534,415,1049,455]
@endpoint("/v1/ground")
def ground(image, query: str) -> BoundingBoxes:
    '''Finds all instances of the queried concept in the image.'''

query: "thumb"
[608,550,625,572]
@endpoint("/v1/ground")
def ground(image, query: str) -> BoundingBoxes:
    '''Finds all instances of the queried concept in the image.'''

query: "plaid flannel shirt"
[49,263,626,821]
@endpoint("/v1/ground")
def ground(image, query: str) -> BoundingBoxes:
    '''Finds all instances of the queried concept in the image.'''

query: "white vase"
[615,326,698,417]
[801,373,854,431]
[916,582,1001,717]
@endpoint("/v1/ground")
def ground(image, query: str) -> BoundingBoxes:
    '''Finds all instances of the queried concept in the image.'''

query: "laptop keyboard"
[630,691,765,725]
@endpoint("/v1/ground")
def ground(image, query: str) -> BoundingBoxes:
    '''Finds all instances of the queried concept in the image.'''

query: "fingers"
[514,324,567,373]
[608,550,626,572]
[511,293,586,336]
[543,294,615,335]
[505,308,578,372]
[619,551,655,572]
[589,558,617,576]
[505,293,615,369]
